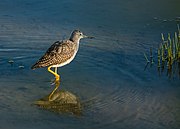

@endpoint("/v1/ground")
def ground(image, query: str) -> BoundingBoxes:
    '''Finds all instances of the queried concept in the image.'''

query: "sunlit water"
[0,0,180,129]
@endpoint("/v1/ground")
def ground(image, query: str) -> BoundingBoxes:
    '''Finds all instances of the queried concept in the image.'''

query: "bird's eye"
[80,33,82,36]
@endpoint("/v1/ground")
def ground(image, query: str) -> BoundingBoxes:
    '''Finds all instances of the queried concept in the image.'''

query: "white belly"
[51,51,78,68]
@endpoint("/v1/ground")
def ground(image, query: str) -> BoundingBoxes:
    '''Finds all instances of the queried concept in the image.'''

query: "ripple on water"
[74,45,179,128]
[0,35,179,129]
[0,47,44,77]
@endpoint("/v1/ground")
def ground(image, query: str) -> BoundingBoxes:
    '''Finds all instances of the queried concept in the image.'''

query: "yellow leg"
[48,66,59,81]
[55,67,58,74]
[48,81,60,101]
[47,66,61,101]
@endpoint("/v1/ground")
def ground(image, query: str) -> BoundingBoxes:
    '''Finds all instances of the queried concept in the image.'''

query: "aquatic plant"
[144,24,180,77]
[159,25,180,76]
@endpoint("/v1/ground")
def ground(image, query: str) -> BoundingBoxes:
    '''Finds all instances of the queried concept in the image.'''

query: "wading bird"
[31,30,93,100]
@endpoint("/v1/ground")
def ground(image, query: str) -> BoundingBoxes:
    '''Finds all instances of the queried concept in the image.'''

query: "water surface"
[0,0,180,129]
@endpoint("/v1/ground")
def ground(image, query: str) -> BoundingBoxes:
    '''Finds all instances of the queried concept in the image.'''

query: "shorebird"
[31,30,93,100]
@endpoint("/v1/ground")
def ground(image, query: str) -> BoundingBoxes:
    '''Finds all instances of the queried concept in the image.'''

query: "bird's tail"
[31,63,41,69]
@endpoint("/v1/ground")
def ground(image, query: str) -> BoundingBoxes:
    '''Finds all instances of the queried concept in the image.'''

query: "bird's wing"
[54,40,76,65]
[31,40,75,69]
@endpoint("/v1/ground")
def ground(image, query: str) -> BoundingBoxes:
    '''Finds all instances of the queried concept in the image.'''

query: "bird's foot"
[50,76,60,85]
[50,79,59,85]
[50,79,56,85]
[48,80,60,101]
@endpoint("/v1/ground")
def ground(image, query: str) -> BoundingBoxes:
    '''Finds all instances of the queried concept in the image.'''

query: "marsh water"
[0,0,180,129]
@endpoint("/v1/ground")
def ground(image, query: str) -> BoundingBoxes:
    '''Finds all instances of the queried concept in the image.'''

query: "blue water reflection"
[0,0,180,129]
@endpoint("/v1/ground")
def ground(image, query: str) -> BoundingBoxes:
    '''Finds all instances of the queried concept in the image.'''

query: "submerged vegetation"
[144,24,180,78]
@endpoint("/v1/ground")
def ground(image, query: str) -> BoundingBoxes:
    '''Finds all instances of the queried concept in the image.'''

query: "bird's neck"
[69,39,80,51]
[75,40,80,51]
[69,35,81,42]
[69,38,79,44]
[70,39,80,43]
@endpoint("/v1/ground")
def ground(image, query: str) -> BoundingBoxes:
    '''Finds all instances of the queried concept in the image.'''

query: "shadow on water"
[34,81,82,116]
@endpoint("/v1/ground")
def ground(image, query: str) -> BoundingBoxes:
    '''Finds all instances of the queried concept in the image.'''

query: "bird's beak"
[83,35,95,39]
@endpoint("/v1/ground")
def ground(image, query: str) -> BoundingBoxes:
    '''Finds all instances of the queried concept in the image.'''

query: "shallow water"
[0,0,180,129]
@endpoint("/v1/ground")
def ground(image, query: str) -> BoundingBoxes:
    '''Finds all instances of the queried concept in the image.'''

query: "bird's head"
[69,30,94,42]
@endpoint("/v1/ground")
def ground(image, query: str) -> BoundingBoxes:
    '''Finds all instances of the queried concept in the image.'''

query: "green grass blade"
[144,53,150,63]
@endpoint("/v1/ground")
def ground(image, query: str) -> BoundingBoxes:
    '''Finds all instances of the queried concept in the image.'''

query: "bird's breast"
[51,51,78,68]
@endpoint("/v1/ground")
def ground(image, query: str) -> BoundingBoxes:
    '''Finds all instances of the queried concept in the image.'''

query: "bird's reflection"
[34,80,82,116]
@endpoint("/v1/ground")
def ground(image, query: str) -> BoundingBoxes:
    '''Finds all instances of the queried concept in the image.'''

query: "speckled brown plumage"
[31,40,77,69]
[31,30,92,70]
